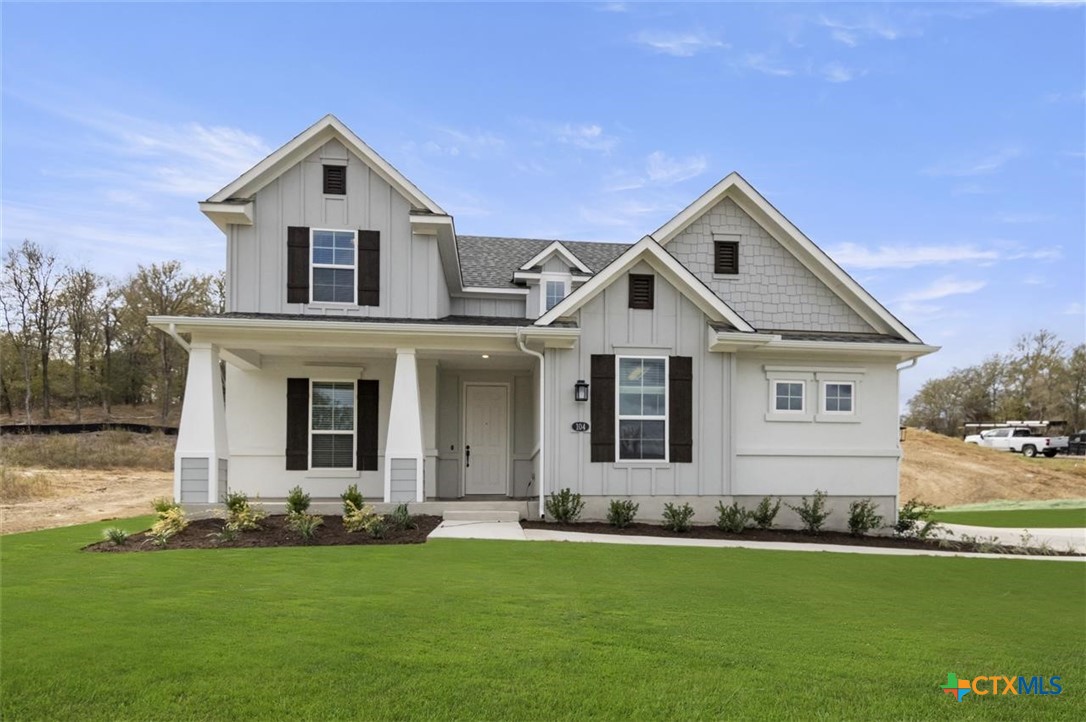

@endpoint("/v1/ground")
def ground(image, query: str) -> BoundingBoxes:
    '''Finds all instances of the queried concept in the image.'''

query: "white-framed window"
[773,381,806,413]
[310,381,355,469]
[616,356,668,461]
[545,280,567,311]
[311,229,357,304]
[822,381,854,414]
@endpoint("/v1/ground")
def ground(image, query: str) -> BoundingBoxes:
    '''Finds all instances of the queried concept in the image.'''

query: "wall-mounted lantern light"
[574,379,590,402]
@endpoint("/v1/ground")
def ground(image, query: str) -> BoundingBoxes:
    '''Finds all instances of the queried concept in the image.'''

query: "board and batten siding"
[544,261,731,499]
[227,138,450,319]
[448,297,526,318]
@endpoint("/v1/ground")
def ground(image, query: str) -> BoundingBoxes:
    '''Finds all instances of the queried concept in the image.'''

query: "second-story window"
[545,280,566,311]
[311,229,356,304]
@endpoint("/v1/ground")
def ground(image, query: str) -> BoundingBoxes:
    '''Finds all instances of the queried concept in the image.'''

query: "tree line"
[905,330,1086,436]
[1,240,223,425]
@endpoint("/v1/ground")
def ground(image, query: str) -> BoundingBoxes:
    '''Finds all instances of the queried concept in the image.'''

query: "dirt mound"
[900,428,1086,507]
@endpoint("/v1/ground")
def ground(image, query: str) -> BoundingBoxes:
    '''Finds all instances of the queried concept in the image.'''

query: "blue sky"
[2,1,1083,406]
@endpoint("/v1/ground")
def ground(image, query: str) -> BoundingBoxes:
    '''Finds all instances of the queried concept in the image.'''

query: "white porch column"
[174,341,228,504]
[384,348,425,503]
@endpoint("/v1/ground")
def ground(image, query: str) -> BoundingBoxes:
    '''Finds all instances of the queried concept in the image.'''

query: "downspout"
[896,358,917,372]
[516,329,546,519]
[166,323,191,354]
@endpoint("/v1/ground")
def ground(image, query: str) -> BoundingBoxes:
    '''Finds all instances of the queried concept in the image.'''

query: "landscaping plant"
[895,499,943,539]
[789,490,831,534]
[662,502,695,532]
[847,498,883,537]
[287,512,323,542]
[340,484,364,515]
[147,501,189,547]
[749,496,781,530]
[151,497,180,515]
[223,491,267,531]
[606,499,639,528]
[285,485,311,516]
[103,527,129,546]
[391,503,416,531]
[715,501,751,533]
[545,488,585,523]
[343,500,386,538]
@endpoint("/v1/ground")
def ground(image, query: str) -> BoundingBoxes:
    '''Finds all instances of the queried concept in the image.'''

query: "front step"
[442,510,521,523]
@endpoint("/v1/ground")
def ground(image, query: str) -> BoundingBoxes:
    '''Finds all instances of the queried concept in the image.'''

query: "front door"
[464,384,509,495]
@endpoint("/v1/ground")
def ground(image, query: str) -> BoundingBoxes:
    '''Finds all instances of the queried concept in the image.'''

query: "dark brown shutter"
[714,241,739,275]
[287,227,310,303]
[323,165,346,195]
[628,274,655,309]
[357,230,380,306]
[357,380,379,471]
[590,355,615,462]
[669,356,693,463]
[286,378,309,470]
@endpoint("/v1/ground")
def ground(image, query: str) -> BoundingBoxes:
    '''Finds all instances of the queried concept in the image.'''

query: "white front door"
[464,384,509,495]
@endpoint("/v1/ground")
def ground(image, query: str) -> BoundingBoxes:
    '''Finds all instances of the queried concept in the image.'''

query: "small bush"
[847,498,884,537]
[223,491,248,514]
[607,499,639,528]
[285,485,311,515]
[750,496,781,530]
[221,492,266,531]
[103,527,129,546]
[789,490,831,534]
[341,484,364,515]
[545,488,585,523]
[366,515,388,539]
[390,503,416,531]
[148,506,188,547]
[895,498,943,539]
[152,497,180,515]
[287,512,323,541]
[662,502,695,532]
[715,501,751,533]
[343,500,386,538]
[208,523,240,544]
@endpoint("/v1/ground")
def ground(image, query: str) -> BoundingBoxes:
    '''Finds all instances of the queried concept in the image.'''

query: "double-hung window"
[544,280,566,311]
[310,381,355,468]
[617,356,667,461]
[311,229,356,304]
[822,382,854,414]
[774,381,805,412]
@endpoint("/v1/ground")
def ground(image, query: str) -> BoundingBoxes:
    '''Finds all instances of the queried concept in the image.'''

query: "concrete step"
[442,510,522,523]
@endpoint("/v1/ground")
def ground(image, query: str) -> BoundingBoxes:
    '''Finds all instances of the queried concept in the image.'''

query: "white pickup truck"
[964,426,1069,458]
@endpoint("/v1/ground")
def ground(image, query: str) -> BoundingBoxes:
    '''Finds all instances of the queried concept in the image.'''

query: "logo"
[941,673,1062,701]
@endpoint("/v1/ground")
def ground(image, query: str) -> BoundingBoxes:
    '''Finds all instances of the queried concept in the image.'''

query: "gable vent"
[628,274,655,310]
[323,165,347,195]
[714,240,739,275]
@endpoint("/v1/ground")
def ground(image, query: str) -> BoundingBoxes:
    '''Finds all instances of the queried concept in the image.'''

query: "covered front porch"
[155,315,577,511]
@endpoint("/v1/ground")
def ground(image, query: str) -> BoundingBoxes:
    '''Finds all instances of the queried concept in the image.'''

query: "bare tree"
[60,266,101,421]
[5,241,66,419]
[1,244,38,424]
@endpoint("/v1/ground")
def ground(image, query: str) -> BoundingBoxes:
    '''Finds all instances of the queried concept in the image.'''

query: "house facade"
[151,115,936,527]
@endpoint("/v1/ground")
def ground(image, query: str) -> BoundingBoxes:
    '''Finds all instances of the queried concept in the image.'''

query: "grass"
[932,507,1086,528]
[0,431,173,470]
[2,520,1084,721]
[0,466,55,501]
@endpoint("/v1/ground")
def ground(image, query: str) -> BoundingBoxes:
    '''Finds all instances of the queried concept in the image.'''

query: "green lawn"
[2,519,1083,721]
[932,507,1086,528]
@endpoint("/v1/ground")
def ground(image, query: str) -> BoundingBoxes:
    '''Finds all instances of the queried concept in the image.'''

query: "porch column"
[384,348,424,503]
[174,341,228,505]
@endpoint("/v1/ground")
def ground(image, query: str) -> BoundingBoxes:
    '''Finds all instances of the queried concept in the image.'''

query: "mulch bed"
[85,514,442,552]
[521,520,1084,557]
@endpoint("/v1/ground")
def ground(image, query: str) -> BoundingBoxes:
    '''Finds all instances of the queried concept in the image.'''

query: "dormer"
[511,241,594,317]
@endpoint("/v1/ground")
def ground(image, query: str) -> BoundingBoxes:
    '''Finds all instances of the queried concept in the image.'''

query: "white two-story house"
[150,115,937,527]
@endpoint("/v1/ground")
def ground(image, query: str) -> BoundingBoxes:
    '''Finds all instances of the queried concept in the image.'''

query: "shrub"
[222,492,266,531]
[208,523,240,544]
[152,497,180,515]
[750,496,781,530]
[607,499,639,528]
[545,488,585,523]
[894,499,943,539]
[343,500,386,538]
[103,527,129,546]
[341,484,364,515]
[715,501,751,533]
[285,486,311,515]
[789,490,831,534]
[287,512,323,541]
[390,503,416,531]
[662,502,695,532]
[847,498,884,537]
[147,506,188,547]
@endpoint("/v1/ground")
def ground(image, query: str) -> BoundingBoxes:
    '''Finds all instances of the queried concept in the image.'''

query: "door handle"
[465,445,471,468]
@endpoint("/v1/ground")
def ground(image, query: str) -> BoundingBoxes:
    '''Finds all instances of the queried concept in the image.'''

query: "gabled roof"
[518,241,593,274]
[651,172,921,344]
[456,236,628,288]
[535,236,755,331]
[205,114,444,214]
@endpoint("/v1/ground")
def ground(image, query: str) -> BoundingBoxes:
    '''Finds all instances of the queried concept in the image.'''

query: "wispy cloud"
[597,2,628,12]
[1043,89,1086,102]
[555,123,618,152]
[922,147,1023,177]
[646,151,708,184]
[633,30,726,57]
[821,62,861,83]
[740,53,795,77]
[827,242,1061,270]
[899,276,987,303]
[818,16,905,46]
[407,127,505,158]
[1063,302,1085,315]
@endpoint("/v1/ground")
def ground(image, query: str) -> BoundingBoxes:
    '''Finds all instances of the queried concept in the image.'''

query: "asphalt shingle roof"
[456,235,629,288]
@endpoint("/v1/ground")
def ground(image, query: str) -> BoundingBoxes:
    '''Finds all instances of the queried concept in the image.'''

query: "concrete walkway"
[428,521,1085,561]
[941,522,1085,554]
